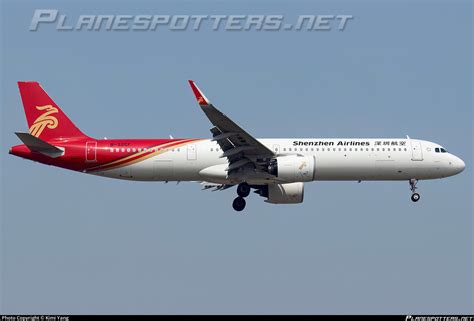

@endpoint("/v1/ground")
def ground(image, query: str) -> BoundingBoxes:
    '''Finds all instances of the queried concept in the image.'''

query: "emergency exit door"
[187,144,197,160]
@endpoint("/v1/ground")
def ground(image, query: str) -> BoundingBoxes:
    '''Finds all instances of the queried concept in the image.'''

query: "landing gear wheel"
[232,197,246,212]
[237,183,251,198]
[411,193,420,202]
[409,179,421,203]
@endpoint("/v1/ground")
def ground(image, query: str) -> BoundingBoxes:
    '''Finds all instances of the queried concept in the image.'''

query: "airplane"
[9,81,465,212]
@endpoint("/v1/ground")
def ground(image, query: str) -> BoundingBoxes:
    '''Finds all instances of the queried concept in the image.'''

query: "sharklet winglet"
[188,80,211,106]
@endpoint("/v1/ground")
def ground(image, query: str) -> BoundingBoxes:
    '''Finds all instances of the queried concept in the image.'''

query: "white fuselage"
[94,138,465,184]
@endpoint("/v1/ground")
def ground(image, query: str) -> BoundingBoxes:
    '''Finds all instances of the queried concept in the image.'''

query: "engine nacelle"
[267,155,315,182]
[265,182,304,204]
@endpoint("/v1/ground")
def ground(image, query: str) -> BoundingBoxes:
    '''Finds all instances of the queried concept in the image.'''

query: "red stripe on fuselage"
[9,138,203,172]
[87,138,199,172]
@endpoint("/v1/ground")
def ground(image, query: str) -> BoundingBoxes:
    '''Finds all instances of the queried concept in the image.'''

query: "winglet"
[188,80,211,106]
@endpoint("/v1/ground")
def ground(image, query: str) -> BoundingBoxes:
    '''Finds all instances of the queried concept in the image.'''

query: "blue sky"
[1,0,472,314]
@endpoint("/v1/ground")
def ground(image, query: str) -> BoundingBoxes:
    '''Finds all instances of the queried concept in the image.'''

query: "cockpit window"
[440,148,447,153]
[435,148,440,153]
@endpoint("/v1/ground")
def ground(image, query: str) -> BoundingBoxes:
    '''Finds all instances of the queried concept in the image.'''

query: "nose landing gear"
[233,183,251,211]
[409,179,420,202]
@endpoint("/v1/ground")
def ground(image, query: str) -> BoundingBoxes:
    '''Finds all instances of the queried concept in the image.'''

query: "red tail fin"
[18,81,88,141]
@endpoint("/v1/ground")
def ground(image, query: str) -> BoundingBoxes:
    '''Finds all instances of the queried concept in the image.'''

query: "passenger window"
[283,148,286,152]
[121,148,125,152]
[110,148,114,153]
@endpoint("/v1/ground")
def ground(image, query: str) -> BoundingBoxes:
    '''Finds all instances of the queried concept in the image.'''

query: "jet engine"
[267,155,315,182]
[260,182,304,204]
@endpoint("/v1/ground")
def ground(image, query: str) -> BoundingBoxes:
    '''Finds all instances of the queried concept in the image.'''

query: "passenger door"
[86,141,97,162]
[410,141,423,161]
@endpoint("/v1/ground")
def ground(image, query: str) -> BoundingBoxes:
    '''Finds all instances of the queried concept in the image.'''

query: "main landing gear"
[233,183,251,211]
[409,179,420,202]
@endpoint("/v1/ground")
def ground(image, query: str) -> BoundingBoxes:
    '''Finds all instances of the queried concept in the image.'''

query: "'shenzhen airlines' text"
[293,141,371,146]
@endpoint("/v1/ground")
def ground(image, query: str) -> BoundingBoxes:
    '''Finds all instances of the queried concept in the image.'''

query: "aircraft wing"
[188,80,275,176]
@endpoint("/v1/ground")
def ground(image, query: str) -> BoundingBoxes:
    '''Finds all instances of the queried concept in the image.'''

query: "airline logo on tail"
[29,105,59,138]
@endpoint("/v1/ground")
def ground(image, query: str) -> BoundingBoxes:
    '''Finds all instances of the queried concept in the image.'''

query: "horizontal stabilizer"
[15,132,64,158]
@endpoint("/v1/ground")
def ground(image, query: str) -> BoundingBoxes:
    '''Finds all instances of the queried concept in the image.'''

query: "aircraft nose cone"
[451,156,465,174]
[457,158,465,173]
[449,155,466,175]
